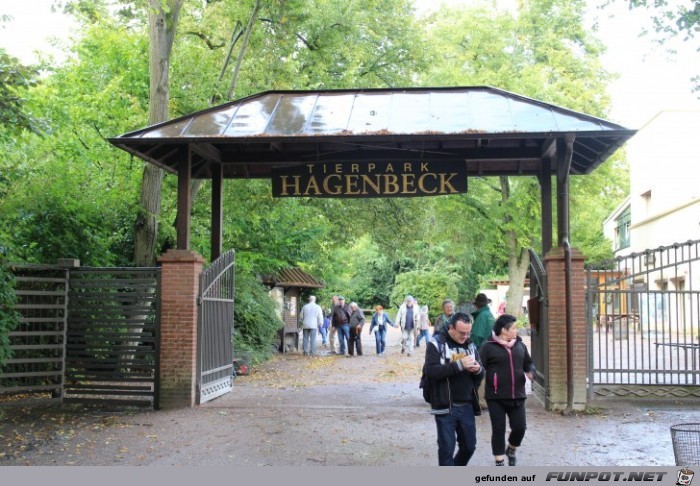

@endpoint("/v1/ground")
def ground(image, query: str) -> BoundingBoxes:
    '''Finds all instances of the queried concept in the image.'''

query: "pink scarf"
[491,331,517,349]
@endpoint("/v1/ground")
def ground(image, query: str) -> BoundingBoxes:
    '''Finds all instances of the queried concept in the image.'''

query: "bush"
[0,255,21,366]
[390,269,460,319]
[233,271,284,363]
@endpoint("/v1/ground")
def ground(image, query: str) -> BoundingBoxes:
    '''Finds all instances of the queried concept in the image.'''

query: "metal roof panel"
[109,86,635,178]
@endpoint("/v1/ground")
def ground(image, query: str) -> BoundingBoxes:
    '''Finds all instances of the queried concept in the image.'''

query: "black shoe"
[495,460,505,466]
[506,446,516,466]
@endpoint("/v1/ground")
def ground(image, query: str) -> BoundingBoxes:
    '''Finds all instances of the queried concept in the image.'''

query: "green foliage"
[418,0,625,305]
[0,186,136,266]
[0,0,633,360]
[390,268,460,319]
[621,0,700,91]
[0,254,21,366]
[0,49,42,138]
[233,270,284,362]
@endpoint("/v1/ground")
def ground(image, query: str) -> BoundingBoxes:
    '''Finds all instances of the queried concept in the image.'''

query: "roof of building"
[261,267,324,289]
[109,86,635,179]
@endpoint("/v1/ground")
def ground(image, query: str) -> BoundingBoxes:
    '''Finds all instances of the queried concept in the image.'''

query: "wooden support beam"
[540,156,553,254]
[211,163,223,261]
[556,135,575,246]
[176,148,192,250]
[191,143,222,164]
[541,138,556,159]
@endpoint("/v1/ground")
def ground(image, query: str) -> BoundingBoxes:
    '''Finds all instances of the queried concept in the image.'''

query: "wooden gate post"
[158,249,205,408]
[544,246,587,411]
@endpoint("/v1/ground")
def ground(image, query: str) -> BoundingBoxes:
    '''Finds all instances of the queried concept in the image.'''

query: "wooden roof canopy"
[261,267,325,289]
[108,86,635,180]
[108,86,635,260]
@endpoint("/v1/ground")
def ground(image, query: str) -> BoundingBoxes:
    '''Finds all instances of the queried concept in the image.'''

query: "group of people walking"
[298,295,365,357]
[423,293,535,467]
[299,292,535,467]
[301,294,433,358]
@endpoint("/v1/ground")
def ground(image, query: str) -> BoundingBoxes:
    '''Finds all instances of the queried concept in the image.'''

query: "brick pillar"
[544,246,587,411]
[158,249,205,408]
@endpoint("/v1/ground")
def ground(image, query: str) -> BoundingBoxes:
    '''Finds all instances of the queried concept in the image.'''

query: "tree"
[420,0,620,316]
[0,254,21,366]
[0,49,41,138]
[613,0,700,92]
[133,0,185,267]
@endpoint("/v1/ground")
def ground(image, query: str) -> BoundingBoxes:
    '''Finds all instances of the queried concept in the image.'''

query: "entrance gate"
[196,250,235,404]
[586,240,700,399]
[528,250,549,402]
[109,87,637,408]
[2,264,160,408]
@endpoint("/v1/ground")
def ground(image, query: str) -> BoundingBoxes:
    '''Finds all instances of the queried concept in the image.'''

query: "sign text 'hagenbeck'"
[271,161,467,198]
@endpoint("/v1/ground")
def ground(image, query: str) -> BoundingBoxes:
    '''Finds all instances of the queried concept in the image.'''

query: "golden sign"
[271,161,467,198]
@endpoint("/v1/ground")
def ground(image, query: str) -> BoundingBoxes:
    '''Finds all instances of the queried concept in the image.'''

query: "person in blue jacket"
[368,305,396,356]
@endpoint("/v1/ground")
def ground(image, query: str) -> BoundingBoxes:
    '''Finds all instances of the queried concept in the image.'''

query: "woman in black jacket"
[479,314,535,467]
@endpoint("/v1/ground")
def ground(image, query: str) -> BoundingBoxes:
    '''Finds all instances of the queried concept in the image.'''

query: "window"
[614,206,631,250]
[641,190,651,218]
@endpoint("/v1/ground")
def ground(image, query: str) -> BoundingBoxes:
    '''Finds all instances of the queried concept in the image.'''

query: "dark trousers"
[348,326,363,355]
[434,404,476,466]
[487,399,527,456]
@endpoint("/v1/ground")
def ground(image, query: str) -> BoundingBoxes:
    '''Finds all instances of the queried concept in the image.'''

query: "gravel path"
[1,329,697,466]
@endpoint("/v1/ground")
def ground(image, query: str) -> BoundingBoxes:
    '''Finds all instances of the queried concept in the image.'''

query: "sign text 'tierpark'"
[271,161,468,198]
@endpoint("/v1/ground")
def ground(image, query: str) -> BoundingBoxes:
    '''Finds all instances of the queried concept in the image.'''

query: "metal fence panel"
[587,240,700,399]
[2,265,160,409]
[65,268,160,408]
[197,250,235,404]
[1,265,67,403]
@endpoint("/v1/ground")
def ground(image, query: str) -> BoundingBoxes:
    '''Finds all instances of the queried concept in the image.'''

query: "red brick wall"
[158,249,205,408]
[544,246,588,410]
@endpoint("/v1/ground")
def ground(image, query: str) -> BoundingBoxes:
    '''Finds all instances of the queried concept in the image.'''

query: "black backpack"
[419,338,444,403]
[419,337,482,416]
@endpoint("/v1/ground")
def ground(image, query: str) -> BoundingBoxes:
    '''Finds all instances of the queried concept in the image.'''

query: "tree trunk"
[129,1,185,365]
[500,176,529,318]
[133,0,184,267]
[505,247,530,318]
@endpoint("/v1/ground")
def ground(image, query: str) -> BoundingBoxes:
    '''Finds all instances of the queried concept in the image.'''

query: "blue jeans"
[302,328,318,355]
[337,324,350,354]
[319,326,328,345]
[374,326,387,354]
[416,329,430,346]
[434,404,477,466]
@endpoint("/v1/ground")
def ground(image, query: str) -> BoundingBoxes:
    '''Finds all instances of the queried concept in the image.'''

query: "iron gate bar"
[586,239,700,399]
[0,265,68,403]
[197,250,235,404]
[65,267,161,408]
[528,248,549,404]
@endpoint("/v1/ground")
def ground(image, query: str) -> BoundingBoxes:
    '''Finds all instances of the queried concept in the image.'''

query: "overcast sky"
[1,0,699,128]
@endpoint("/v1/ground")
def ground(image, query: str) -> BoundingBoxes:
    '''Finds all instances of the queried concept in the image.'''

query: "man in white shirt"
[395,295,420,356]
[299,295,324,357]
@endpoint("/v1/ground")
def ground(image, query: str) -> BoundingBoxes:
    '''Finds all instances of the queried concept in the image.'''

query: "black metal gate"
[65,268,160,408]
[2,264,160,408]
[586,240,700,399]
[528,249,549,403]
[197,250,235,404]
[1,264,68,402]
